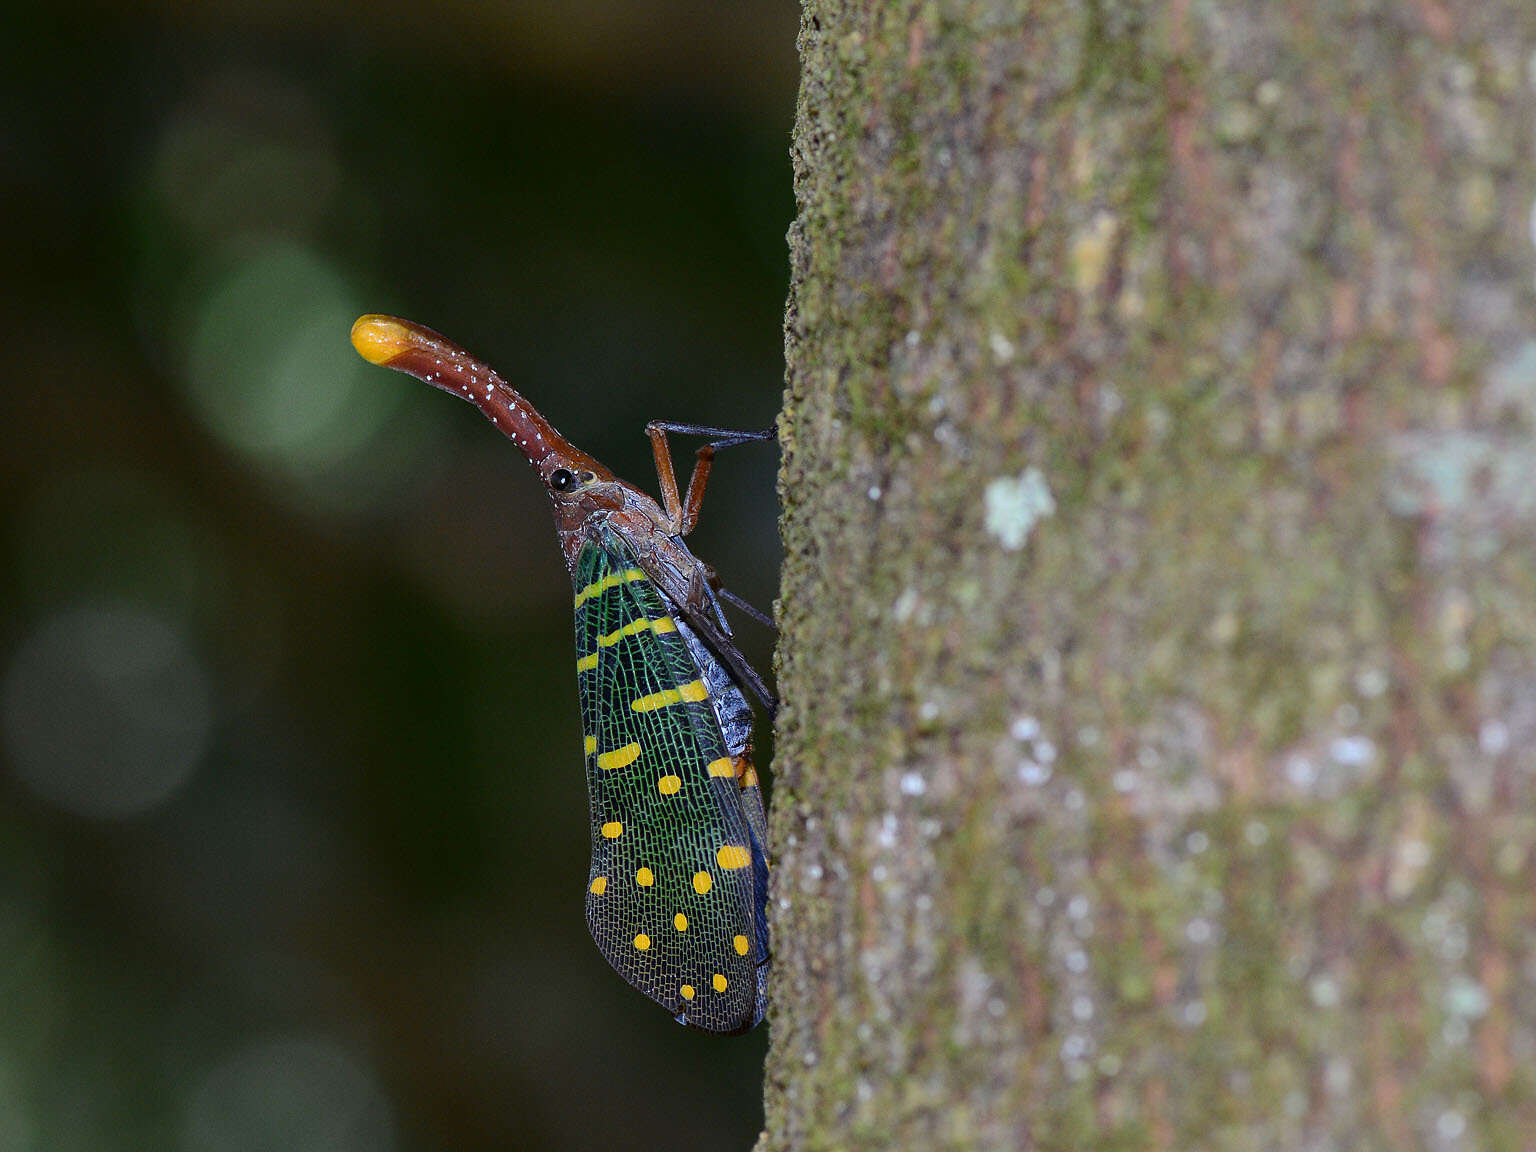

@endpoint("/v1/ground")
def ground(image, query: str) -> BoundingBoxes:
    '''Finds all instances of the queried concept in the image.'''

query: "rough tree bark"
[764,1,1536,1148]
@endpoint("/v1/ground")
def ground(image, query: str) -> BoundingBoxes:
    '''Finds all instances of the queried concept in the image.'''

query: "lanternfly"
[351,316,773,1034]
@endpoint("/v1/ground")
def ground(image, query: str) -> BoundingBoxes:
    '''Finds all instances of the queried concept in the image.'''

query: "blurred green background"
[1,3,794,1149]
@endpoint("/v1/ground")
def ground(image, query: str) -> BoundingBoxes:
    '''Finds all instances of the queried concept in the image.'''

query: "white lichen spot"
[1112,769,1138,793]
[899,771,926,796]
[1186,918,1213,944]
[1066,949,1088,973]
[1034,739,1058,764]
[1011,715,1041,742]
[1245,820,1270,846]
[1098,1052,1122,1077]
[1067,895,1091,920]
[1330,735,1375,766]
[1063,789,1085,811]
[1060,1033,1087,1061]
[1310,975,1341,1008]
[1286,755,1319,788]
[983,468,1055,551]
[1077,725,1099,747]
[1186,831,1210,854]
[867,485,882,501]
[1181,1000,1207,1027]
[989,331,1016,363]
[1445,976,1490,1019]
[1437,1110,1467,1140]
[1399,839,1432,870]
[1325,1058,1352,1095]
[1017,759,1051,786]
[1071,995,1094,1021]
[918,699,940,722]
[1035,886,1056,907]
[1480,719,1510,755]
[1356,667,1389,697]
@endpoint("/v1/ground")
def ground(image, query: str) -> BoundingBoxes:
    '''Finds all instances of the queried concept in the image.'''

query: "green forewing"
[574,528,763,1032]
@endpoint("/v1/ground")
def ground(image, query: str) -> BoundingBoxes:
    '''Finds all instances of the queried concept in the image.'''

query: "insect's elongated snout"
[351,314,599,479]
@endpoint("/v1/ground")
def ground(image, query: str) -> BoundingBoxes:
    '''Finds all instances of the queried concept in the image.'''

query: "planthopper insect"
[350,315,774,1033]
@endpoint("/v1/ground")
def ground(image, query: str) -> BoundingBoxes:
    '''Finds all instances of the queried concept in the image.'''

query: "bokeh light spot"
[182,243,397,473]
[3,603,212,819]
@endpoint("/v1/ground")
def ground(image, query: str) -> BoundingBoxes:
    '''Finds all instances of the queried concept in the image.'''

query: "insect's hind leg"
[645,422,776,535]
[716,585,774,631]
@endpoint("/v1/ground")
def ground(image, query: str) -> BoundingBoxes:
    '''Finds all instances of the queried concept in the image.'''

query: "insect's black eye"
[549,468,576,492]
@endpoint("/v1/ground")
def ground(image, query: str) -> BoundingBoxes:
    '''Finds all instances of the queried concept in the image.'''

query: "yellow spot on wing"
[586,617,678,663]
[601,821,623,839]
[598,618,650,647]
[716,844,751,871]
[636,867,654,887]
[597,742,642,771]
[589,876,607,895]
[712,973,728,992]
[692,871,712,895]
[584,735,597,756]
[674,913,688,931]
[657,774,682,795]
[634,933,651,951]
[680,984,695,1000]
[631,679,708,712]
[573,567,646,608]
[707,757,735,777]
[733,934,750,956]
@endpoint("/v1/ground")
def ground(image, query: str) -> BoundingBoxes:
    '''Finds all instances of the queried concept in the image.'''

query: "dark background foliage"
[1,4,794,1149]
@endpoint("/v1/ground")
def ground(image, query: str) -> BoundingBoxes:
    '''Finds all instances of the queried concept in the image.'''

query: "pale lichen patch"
[982,468,1055,551]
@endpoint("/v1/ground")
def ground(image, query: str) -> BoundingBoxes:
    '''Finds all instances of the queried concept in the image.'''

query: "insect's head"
[538,455,624,511]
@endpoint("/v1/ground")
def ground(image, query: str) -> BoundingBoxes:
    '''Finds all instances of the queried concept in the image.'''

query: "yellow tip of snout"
[350,315,416,366]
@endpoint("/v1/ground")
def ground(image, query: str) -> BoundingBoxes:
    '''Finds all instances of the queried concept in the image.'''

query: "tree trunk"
[765,1,1536,1148]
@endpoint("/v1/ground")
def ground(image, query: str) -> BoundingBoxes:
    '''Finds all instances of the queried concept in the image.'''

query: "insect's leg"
[646,423,686,526]
[645,422,775,536]
[716,585,775,630]
[700,574,735,637]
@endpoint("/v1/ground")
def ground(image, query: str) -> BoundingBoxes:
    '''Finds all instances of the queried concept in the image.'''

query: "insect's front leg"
[645,422,775,537]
